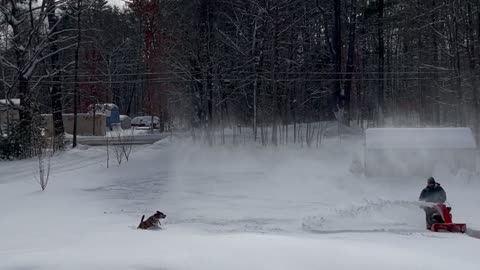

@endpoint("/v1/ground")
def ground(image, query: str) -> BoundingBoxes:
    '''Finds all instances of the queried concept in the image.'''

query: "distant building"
[42,113,106,136]
[88,103,120,130]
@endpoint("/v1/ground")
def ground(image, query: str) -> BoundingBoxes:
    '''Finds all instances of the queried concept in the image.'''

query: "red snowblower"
[429,203,466,233]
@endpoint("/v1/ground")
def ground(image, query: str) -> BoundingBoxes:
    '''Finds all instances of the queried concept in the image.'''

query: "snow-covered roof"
[89,103,118,111]
[365,128,477,149]
[103,103,119,110]
[0,99,20,106]
[131,116,159,125]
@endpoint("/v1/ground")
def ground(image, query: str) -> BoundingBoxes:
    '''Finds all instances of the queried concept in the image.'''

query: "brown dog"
[137,211,167,230]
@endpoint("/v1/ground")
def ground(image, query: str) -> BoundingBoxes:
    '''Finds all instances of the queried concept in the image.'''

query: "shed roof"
[365,128,477,149]
[0,99,20,106]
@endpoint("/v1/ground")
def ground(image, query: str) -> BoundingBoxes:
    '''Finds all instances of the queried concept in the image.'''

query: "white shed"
[365,128,477,177]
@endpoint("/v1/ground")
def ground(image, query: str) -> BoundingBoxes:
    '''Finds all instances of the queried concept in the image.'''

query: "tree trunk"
[270,7,279,146]
[253,74,258,140]
[344,0,357,126]
[73,0,82,148]
[18,77,32,157]
[47,0,65,150]
[333,0,343,113]
[467,1,478,140]
[418,34,426,125]
[431,0,440,125]
[9,3,32,157]
[447,0,464,126]
[377,0,385,126]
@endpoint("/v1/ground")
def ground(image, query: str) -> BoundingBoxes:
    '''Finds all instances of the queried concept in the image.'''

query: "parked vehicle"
[131,116,160,129]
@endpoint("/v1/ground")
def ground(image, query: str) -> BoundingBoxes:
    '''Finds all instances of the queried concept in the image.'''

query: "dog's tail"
[137,215,145,229]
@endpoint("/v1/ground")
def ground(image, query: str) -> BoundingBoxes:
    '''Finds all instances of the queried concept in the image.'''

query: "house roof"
[0,99,20,107]
[365,128,477,149]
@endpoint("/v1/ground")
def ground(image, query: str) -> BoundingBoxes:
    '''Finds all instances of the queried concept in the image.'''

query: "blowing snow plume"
[364,128,477,177]
[302,200,428,234]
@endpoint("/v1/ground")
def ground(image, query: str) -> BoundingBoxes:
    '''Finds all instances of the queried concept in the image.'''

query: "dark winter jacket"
[419,183,447,203]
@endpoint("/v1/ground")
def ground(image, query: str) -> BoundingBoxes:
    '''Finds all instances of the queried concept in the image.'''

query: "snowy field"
[1,136,480,269]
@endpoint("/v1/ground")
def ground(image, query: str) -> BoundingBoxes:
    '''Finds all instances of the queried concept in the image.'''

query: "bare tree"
[4,0,480,153]
[0,0,77,158]
[73,0,83,148]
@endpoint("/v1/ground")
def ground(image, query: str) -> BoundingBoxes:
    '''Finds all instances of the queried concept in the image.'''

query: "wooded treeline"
[1,0,480,156]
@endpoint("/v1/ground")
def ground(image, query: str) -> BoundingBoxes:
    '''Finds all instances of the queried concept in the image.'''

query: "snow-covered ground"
[1,136,479,269]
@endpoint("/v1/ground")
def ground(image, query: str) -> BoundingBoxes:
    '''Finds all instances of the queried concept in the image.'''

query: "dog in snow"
[137,211,166,230]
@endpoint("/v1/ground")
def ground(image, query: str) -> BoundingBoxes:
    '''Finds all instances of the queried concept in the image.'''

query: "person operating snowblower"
[419,177,447,230]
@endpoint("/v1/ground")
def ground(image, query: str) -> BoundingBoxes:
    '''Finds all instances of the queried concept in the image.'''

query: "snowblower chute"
[430,203,466,233]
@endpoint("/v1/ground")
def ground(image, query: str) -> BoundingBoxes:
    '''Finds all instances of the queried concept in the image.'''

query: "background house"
[88,103,120,130]
[42,114,107,137]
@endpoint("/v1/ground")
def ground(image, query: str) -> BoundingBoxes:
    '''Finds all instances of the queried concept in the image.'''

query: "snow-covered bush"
[0,119,44,160]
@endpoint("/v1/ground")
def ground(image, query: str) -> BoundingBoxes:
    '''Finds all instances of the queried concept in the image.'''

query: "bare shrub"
[122,128,135,161]
[108,125,135,165]
[34,136,53,191]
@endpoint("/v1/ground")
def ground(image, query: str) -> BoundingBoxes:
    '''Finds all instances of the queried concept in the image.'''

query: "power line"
[27,70,454,79]
[29,77,448,85]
